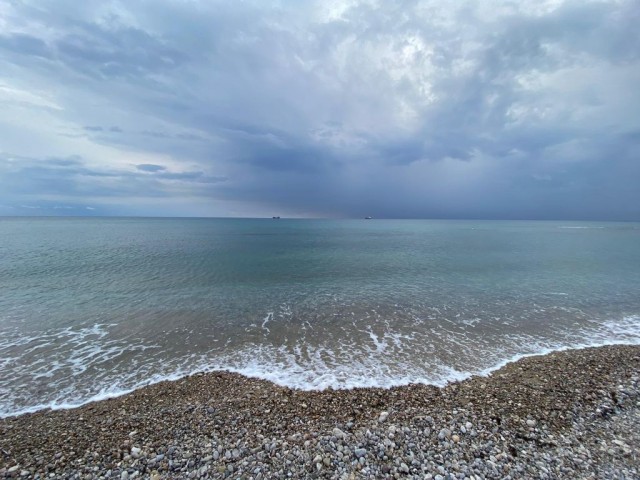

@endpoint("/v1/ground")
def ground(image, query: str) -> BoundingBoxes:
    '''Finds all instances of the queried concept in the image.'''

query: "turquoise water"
[1,218,640,416]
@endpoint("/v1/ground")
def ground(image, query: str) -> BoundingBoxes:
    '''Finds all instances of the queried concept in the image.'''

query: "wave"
[215,315,640,391]
[2,314,639,419]
[557,226,606,229]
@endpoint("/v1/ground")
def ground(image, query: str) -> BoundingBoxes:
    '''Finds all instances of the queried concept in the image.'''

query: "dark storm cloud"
[0,0,638,218]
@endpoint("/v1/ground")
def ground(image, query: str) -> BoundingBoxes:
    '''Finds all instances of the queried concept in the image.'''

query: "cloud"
[136,163,166,172]
[0,0,638,219]
[0,153,228,214]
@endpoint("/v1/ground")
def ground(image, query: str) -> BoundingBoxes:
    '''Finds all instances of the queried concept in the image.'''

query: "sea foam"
[2,314,639,419]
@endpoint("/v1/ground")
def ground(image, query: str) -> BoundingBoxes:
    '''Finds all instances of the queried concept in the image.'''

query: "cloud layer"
[1,0,638,219]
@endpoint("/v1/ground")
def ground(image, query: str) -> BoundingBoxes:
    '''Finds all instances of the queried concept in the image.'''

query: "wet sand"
[2,345,639,479]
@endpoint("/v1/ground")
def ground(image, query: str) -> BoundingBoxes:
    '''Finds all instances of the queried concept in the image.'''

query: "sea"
[1,217,639,418]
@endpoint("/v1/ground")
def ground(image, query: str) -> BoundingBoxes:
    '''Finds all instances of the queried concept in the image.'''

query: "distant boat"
[272,216,281,219]
[364,216,373,219]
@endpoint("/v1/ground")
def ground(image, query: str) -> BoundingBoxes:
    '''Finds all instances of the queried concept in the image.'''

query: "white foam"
[225,315,629,393]
[1,368,196,418]
[557,226,606,229]
[1,315,640,419]
[0,323,158,418]
[261,312,273,333]
[461,317,481,327]
[367,329,387,353]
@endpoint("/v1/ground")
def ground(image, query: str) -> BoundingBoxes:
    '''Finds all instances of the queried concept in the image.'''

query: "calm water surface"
[1,218,639,416]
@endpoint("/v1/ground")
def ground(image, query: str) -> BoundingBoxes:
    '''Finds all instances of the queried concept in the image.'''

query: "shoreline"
[2,344,639,478]
[4,335,640,421]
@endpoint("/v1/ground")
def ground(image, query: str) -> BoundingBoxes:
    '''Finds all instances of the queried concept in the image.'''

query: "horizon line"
[0,215,638,223]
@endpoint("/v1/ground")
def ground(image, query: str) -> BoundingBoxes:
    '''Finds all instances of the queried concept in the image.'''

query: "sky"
[0,0,639,219]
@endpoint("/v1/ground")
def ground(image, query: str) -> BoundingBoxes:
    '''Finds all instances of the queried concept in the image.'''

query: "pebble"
[1,345,639,480]
[333,427,347,439]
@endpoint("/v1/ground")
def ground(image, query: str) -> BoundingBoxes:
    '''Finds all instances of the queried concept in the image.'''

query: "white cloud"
[0,82,62,110]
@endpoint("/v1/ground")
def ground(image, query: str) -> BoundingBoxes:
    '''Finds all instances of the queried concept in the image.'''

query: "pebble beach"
[1,344,639,479]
